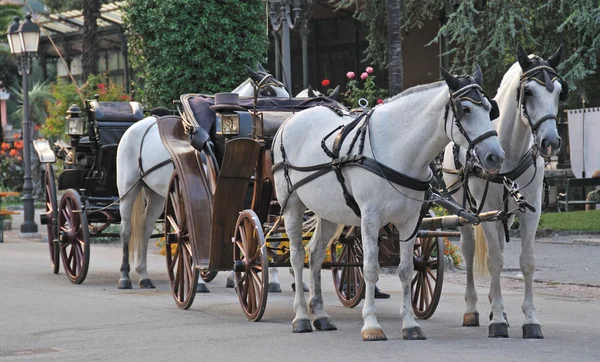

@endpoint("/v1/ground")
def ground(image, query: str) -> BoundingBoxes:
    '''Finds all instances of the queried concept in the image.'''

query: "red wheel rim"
[412,235,444,319]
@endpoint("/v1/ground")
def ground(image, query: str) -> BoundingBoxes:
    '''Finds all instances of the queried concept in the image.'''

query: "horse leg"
[307,218,337,331]
[135,188,164,289]
[284,196,312,333]
[460,224,479,326]
[518,211,543,339]
[226,270,235,288]
[118,183,142,289]
[483,222,509,338]
[290,267,309,292]
[399,236,426,339]
[268,266,282,293]
[360,213,387,341]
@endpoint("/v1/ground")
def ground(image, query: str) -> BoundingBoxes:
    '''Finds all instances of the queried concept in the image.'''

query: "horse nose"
[541,136,561,153]
[486,151,504,171]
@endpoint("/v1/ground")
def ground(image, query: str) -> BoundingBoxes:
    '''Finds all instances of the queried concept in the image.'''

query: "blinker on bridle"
[447,82,498,155]
[518,64,568,134]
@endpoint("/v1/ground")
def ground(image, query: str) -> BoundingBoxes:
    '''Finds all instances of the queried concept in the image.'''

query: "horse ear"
[517,44,532,71]
[307,85,317,98]
[256,62,267,73]
[245,65,260,82]
[440,66,460,92]
[328,85,340,101]
[547,44,563,70]
[473,65,484,86]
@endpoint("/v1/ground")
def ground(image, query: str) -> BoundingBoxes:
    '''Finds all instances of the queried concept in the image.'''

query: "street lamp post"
[268,0,304,93]
[7,13,40,235]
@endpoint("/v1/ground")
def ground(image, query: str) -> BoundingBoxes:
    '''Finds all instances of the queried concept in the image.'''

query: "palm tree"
[11,81,54,200]
[0,4,23,35]
[386,0,403,96]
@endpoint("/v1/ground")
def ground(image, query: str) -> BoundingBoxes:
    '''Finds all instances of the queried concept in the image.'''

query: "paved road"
[1,238,599,361]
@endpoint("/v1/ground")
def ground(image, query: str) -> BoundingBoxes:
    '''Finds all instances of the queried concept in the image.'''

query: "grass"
[540,210,600,232]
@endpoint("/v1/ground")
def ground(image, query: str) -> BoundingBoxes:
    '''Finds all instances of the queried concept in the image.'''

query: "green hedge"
[124,0,268,107]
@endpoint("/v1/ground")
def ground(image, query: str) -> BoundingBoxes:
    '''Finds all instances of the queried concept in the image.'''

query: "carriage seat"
[88,100,144,122]
[262,112,293,137]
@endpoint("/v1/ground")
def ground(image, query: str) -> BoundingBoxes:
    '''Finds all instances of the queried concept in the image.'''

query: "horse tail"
[128,189,145,263]
[473,224,488,275]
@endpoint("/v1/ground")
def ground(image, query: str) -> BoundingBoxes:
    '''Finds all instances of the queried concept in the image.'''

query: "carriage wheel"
[58,189,90,284]
[165,171,199,310]
[331,236,365,308]
[200,270,218,283]
[412,233,444,319]
[233,210,268,322]
[44,164,59,274]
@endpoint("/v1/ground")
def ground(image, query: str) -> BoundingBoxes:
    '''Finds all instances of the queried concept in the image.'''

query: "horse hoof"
[138,279,155,289]
[268,283,282,293]
[462,312,480,327]
[523,324,543,339]
[292,319,313,333]
[291,283,309,292]
[118,278,132,289]
[226,279,234,288]
[403,326,427,340]
[488,323,509,338]
[197,283,210,293]
[361,328,387,341]
[313,317,337,331]
[489,311,509,327]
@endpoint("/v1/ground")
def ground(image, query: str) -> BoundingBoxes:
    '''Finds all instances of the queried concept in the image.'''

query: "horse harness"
[445,63,567,242]
[272,81,498,241]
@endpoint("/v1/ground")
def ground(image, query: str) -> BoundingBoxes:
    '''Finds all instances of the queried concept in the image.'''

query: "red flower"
[120,94,130,100]
[98,83,106,90]
[377,99,384,105]
[34,125,40,131]
[1,142,9,150]
[321,79,330,87]
[9,149,18,157]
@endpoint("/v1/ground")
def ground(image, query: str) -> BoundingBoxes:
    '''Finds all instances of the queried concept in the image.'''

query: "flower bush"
[443,237,463,267]
[343,66,387,109]
[44,74,131,139]
[0,138,24,191]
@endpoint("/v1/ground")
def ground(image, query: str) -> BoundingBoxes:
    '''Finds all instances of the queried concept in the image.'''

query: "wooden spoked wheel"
[200,270,218,283]
[58,189,90,284]
[233,210,268,322]
[165,171,199,310]
[331,236,365,308]
[411,225,444,319]
[44,164,59,274]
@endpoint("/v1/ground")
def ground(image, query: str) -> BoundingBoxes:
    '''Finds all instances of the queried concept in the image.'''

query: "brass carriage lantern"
[66,104,84,137]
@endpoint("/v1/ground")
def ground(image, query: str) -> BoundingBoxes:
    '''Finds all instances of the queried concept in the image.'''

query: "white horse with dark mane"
[272,66,504,340]
[115,64,289,290]
[442,45,565,339]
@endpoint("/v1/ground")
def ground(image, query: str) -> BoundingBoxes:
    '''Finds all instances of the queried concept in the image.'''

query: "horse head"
[515,44,565,157]
[441,65,504,173]
[244,64,289,97]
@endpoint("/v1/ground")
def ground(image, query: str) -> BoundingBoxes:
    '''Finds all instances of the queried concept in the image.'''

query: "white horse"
[272,66,504,340]
[442,45,565,339]
[116,64,289,290]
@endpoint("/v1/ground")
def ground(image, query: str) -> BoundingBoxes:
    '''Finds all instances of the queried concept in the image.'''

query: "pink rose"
[346,71,355,79]
[361,72,368,80]
[366,66,374,74]
[377,99,384,105]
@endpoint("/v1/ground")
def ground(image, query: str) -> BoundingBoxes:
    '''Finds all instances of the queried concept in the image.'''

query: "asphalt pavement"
[0,211,599,361]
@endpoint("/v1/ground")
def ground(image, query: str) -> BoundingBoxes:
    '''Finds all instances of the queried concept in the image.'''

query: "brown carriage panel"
[157,116,213,268]
[210,138,260,271]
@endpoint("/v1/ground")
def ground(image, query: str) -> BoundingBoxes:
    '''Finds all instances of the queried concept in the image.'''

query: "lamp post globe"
[7,13,40,235]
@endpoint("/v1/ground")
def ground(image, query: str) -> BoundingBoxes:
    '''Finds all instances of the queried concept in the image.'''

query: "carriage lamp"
[215,111,240,136]
[66,104,85,137]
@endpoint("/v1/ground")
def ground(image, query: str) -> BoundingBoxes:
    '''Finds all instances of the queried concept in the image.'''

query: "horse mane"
[384,81,445,103]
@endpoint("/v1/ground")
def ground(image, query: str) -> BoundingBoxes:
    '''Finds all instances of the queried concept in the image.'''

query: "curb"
[573,239,600,246]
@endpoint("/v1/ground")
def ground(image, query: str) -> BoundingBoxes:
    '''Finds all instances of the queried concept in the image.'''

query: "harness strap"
[138,120,172,179]
[502,186,510,243]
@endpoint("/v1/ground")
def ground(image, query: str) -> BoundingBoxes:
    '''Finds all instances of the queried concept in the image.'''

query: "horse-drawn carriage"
[34,98,148,284]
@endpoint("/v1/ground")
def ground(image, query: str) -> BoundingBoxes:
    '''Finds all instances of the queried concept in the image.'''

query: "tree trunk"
[82,0,101,82]
[386,0,403,96]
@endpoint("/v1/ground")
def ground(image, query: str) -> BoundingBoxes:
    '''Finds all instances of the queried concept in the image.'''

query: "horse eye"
[462,106,470,114]
[524,88,533,96]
